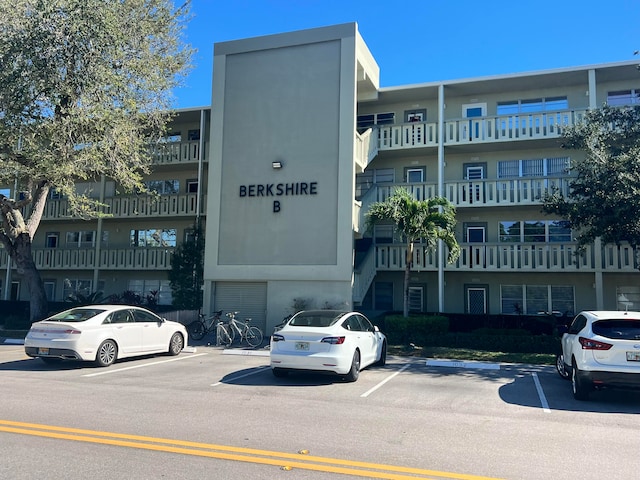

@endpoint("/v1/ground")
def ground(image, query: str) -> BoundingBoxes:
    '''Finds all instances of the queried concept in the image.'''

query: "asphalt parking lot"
[2,341,640,480]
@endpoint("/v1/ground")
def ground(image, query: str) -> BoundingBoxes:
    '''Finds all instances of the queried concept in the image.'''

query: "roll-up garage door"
[214,282,267,332]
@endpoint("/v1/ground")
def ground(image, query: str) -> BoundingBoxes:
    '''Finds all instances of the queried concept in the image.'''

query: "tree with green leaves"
[0,1,193,321]
[542,105,640,260]
[366,188,460,317]
[168,223,204,310]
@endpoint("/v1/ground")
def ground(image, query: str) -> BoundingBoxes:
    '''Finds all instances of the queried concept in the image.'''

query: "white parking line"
[531,372,551,413]
[82,353,208,377]
[360,364,412,398]
[210,365,270,386]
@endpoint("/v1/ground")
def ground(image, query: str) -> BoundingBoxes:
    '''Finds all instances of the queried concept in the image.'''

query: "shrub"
[384,314,449,345]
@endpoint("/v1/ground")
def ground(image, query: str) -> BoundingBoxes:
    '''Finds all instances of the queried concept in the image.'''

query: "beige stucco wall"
[203,23,376,322]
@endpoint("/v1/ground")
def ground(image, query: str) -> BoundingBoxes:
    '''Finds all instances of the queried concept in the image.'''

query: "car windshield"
[46,308,106,323]
[289,311,346,328]
[593,319,640,340]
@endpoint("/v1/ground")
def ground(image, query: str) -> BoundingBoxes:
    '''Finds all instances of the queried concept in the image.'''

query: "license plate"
[626,351,640,362]
[38,347,49,355]
[295,342,309,351]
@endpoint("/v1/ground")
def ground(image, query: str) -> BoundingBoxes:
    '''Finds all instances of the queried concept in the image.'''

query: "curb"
[1,338,25,345]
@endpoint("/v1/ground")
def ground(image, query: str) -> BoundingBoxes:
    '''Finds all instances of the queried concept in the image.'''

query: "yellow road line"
[0,420,504,480]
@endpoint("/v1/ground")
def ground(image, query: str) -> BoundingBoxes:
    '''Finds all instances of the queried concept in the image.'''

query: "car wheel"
[571,358,590,401]
[95,340,117,367]
[272,368,288,378]
[375,341,387,367]
[344,350,361,382]
[555,353,570,380]
[168,332,184,356]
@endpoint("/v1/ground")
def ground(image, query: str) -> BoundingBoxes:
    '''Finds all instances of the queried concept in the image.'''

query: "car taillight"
[64,329,82,335]
[579,336,612,350]
[321,336,345,345]
[271,334,284,342]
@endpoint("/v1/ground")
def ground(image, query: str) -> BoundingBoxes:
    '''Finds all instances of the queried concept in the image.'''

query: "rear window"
[592,320,640,340]
[289,311,346,327]
[47,308,106,322]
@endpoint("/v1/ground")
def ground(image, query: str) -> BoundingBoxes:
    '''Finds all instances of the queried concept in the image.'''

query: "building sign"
[239,181,318,212]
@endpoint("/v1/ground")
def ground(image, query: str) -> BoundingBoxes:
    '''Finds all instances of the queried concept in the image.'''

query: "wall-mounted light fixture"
[272,161,283,169]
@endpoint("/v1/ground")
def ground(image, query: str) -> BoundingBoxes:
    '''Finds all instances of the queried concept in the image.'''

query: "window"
[130,228,176,247]
[607,90,640,106]
[497,97,568,115]
[65,231,108,248]
[145,180,180,195]
[463,103,486,118]
[497,157,570,178]
[62,279,93,300]
[49,188,62,200]
[500,285,574,315]
[186,180,199,194]
[127,280,172,305]
[133,309,161,323]
[617,286,640,311]
[187,129,200,141]
[66,231,95,248]
[405,109,426,122]
[405,168,424,183]
[45,233,59,248]
[161,132,181,143]
[466,166,485,180]
[499,220,571,243]
[357,112,395,131]
[0,188,10,198]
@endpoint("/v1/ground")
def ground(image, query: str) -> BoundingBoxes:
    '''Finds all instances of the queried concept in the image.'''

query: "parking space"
[2,343,639,413]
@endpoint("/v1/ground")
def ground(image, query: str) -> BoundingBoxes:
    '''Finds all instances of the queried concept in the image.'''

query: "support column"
[437,84,445,312]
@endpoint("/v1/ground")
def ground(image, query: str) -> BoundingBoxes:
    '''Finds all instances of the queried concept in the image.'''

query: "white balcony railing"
[372,242,640,273]
[41,193,205,220]
[150,141,206,165]
[360,178,572,213]
[375,109,587,150]
[19,247,176,270]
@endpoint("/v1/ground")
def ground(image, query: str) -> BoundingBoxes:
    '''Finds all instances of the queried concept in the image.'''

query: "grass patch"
[389,345,555,365]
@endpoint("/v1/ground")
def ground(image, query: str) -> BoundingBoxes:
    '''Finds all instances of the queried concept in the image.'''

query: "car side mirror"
[373,325,380,332]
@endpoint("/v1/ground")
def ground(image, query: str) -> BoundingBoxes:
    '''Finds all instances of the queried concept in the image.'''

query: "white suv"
[559,311,640,400]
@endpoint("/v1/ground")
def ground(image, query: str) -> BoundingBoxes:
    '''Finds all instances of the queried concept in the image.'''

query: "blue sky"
[173,0,639,109]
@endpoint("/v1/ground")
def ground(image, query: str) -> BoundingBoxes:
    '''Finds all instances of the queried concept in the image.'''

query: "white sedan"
[24,305,188,367]
[270,310,386,382]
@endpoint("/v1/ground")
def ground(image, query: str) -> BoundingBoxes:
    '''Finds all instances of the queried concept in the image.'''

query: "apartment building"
[1,108,210,307]
[3,23,640,331]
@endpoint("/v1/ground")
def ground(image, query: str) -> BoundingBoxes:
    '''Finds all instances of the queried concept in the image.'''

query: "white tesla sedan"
[24,305,188,367]
[270,310,386,382]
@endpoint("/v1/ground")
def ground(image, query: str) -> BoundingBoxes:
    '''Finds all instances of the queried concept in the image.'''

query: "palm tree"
[366,187,460,317]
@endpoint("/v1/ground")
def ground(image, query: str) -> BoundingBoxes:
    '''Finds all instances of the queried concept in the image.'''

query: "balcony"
[0,248,174,271]
[375,109,586,150]
[373,242,640,273]
[371,177,571,207]
[41,193,205,220]
[149,140,207,165]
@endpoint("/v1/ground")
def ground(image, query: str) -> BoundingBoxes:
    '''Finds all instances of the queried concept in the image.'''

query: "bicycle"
[216,311,264,348]
[188,310,223,341]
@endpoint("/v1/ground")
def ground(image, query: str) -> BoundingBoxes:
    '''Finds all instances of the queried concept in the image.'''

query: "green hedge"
[383,314,559,354]
[384,314,449,346]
